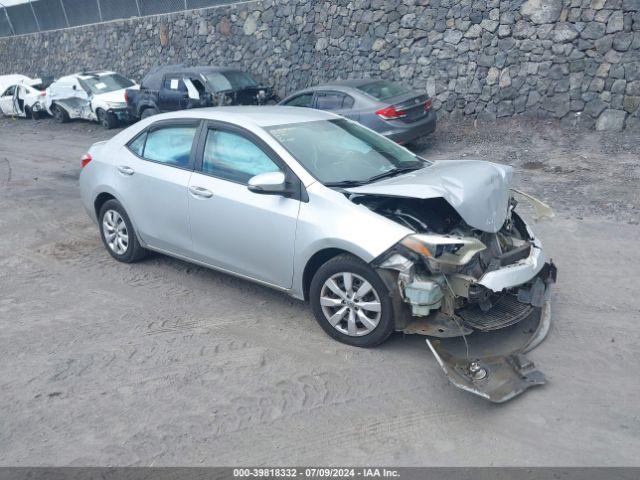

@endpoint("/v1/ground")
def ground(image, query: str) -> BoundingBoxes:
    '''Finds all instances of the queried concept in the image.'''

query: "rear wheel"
[52,104,69,123]
[98,199,147,263]
[141,107,159,119]
[97,109,118,129]
[310,254,395,347]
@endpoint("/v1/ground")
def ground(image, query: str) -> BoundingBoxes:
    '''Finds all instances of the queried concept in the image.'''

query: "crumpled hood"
[346,160,513,233]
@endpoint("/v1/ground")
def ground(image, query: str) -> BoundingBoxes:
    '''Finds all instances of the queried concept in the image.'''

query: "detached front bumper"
[426,261,556,403]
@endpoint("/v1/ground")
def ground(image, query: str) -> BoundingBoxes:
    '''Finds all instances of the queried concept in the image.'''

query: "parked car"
[45,71,137,129]
[79,106,556,403]
[126,65,277,120]
[280,79,437,145]
[0,75,51,119]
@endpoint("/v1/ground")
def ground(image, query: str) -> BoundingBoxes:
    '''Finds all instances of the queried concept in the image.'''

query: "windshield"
[356,80,410,101]
[266,119,427,186]
[79,73,134,94]
[203,71,259,93]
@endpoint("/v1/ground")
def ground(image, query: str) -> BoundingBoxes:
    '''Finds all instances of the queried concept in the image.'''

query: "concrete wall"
[0,0,639,130]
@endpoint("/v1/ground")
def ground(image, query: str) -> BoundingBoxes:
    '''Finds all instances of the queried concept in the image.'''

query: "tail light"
[424,98,433,111]
[375,105,407,120]
[39,91,46,96]
[81,153,92,168]
[124,91,129,103]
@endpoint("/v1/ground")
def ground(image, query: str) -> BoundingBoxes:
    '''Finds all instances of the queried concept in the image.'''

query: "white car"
[0,75,49,119]
[45,71,137,129]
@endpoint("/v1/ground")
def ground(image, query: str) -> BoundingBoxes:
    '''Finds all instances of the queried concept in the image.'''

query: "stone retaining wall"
[0,0,639,130]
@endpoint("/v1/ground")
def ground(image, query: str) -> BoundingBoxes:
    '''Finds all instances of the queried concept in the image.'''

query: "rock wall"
[0,0,639,130]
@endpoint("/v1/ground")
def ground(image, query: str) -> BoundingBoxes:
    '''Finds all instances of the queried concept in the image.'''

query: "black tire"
[309,253,395,347]
[97,109,118,129]
[24,106,33,119]
[52,104,70,123]
[140,107,159,119]
[98,199,147,263]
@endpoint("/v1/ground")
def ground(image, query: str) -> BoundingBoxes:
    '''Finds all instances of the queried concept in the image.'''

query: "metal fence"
[0,0,242,37]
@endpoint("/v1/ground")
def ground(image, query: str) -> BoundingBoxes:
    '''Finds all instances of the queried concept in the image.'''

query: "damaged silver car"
[79,107,556,403]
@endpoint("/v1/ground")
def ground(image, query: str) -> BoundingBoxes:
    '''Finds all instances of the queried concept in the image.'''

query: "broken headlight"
[400,234,486,273]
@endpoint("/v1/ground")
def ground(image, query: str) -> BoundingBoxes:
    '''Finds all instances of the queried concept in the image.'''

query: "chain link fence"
[0,0,241,37]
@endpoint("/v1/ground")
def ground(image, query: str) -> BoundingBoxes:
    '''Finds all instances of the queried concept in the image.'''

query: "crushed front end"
[366,194,557,403]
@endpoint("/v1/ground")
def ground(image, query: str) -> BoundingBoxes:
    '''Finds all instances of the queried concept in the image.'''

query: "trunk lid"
[383,92,431,124]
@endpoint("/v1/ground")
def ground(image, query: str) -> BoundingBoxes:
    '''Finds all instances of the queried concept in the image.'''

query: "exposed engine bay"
[350,191,557,402]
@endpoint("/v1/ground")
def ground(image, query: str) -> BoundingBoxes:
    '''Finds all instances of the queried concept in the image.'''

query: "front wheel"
[309,254,395,347]
[98,199,147,263]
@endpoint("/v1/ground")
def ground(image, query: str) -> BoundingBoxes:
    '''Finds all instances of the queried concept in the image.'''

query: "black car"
[126,65,278,120]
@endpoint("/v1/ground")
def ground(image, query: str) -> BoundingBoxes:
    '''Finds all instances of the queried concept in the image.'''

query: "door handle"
[189,185,213,198]
[117,165,134,176]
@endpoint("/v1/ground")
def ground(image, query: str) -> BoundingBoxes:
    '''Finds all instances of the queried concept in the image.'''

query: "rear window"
[356,81,409,101]
[79,73,134,94]
[203,71,258,93]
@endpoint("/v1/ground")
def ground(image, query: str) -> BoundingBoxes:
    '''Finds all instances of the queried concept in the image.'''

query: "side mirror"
[247,171,287,195]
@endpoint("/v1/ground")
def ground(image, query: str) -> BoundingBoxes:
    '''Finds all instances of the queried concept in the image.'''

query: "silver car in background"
[279,79,436,145]
[79,106,556,403]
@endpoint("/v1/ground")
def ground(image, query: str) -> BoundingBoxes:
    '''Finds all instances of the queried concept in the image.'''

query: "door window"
[128,125,197,168]
[163,77,186,92]
[316,92,353,110]
[202,130,281,183]
[2,85,16,97]
[284,93,314,108]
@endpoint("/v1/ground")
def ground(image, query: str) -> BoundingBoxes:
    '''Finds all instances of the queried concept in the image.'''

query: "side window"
[163,77,186,92]
[127,131,147,156]
[342,94,355,109]
[284,93,314,108]
[2,86,16,97]
[133,125,197,168]
[202,130,281,183]
[316,92,349,110]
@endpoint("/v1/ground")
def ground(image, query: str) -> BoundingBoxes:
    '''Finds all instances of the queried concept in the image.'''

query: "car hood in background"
[346,160,513,233]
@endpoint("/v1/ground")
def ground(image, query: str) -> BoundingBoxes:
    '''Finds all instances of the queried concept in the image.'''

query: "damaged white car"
[45,71,137,129]
[79,107,556,403]
[0,75,50,119]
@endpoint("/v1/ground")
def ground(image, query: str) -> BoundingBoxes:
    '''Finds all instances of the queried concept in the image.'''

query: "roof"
[141,65,243,89]
[282,78,383,101]
[141,106,339,128]
[54,71,117,83]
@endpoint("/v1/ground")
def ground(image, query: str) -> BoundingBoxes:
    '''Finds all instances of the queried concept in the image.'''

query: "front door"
[188,124,300,288]
[159,76,187,112]
[0,85,17,115]
[114,119,201,256]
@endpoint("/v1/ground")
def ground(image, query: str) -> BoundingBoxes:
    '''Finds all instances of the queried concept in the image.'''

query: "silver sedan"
[79,106,557,402]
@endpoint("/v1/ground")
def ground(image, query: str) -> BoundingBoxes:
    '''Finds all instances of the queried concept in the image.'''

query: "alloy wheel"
[102,209,129,255]
[319,272,382,337]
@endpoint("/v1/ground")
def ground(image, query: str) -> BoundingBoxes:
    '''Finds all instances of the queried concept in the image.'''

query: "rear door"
[114,119,201,256]
[187,122,301,288]
[314,90,359,120]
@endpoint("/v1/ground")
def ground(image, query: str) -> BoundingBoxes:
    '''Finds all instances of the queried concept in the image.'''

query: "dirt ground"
[0,114,639,466]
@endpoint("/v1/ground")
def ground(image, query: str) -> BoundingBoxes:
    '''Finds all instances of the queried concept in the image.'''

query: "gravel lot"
[0,115,639,466]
